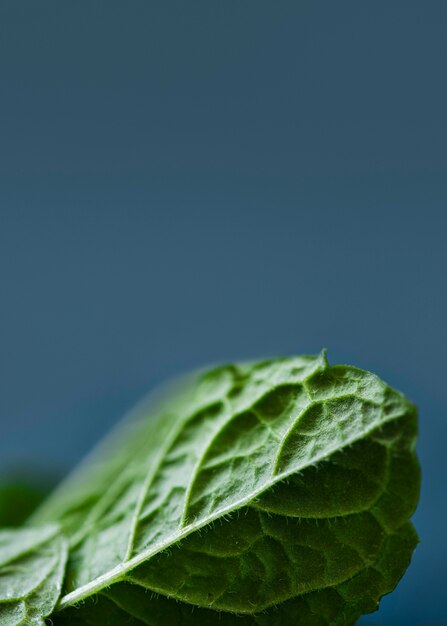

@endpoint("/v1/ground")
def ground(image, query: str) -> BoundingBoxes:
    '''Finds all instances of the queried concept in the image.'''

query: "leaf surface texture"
[25,353,419,624]
[0,525,67,625]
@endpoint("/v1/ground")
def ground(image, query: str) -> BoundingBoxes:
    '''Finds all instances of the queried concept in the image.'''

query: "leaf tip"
[319,348,329,369]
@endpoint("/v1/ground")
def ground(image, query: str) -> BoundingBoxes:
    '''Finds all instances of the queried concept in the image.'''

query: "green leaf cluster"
[0,353,420,625]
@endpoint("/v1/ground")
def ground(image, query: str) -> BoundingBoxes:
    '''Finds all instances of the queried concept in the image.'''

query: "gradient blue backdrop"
[1,2,446,624]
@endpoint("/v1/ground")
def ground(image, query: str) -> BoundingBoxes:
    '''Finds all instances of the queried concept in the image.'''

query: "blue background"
[0,2,446,624]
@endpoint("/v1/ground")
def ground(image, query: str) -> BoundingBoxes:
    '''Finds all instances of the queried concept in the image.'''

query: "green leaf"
[0,477,54,527]
[31,352,419,625]
[0,525,67,625]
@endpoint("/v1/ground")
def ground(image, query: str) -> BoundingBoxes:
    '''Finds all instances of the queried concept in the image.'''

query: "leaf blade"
[30,353,419,624]
[0,525,67,626]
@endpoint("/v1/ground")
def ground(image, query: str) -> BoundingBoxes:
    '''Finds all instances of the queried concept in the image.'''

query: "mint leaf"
[0,478,53,527]
[30,352,419,625]
[0,525,67,625]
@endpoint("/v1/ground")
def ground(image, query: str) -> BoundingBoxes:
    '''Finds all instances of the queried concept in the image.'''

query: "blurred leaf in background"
[0,473,59,527]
